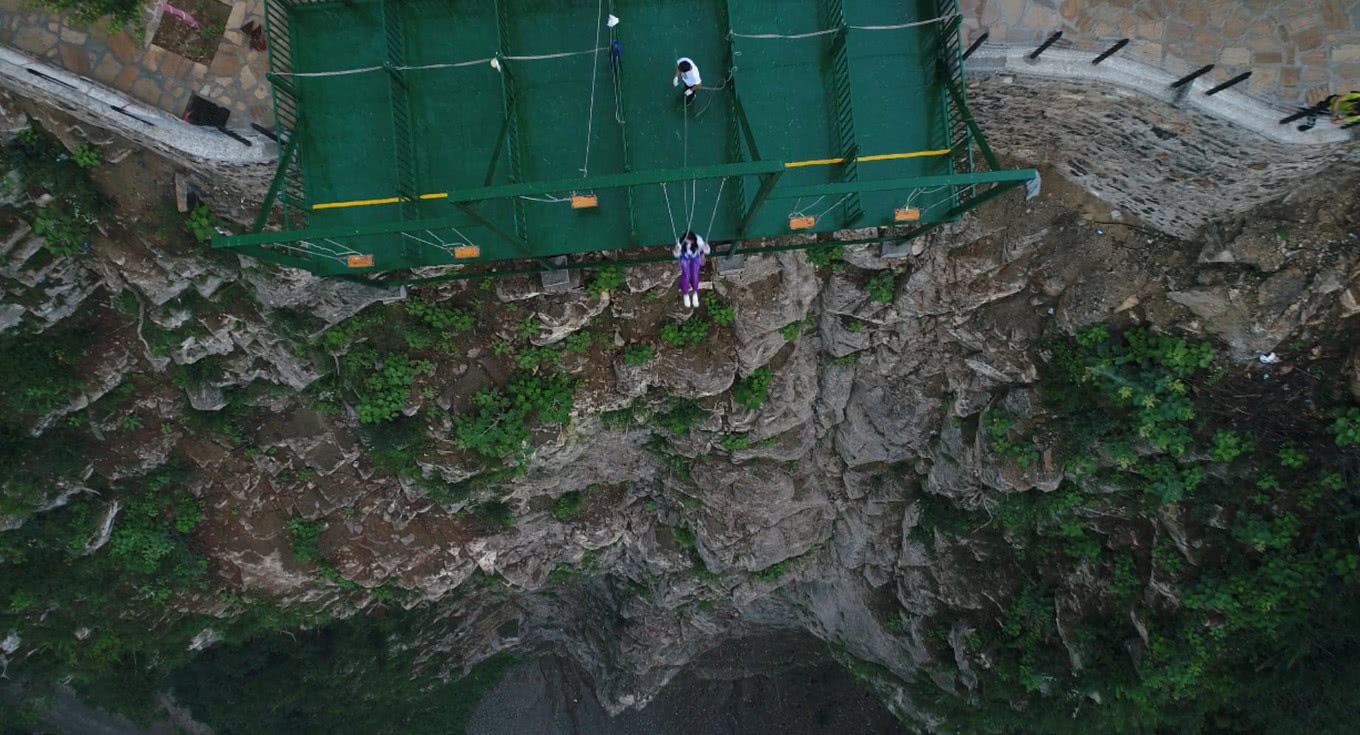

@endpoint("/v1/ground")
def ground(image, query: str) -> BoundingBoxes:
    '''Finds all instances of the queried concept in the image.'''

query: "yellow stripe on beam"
[784,149,954,169]
[857,149,952,162]
[419,192,449,200]
[784,157,846,168]
[312,196,403,210]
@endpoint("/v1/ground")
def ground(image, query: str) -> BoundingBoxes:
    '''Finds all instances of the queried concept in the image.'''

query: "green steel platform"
[219,0,1036,281]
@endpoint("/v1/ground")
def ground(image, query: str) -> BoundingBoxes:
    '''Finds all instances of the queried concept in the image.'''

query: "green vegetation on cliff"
[910,326,1360,735]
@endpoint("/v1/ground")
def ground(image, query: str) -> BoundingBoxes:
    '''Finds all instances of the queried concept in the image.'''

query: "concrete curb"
[0,45,276,164]
[967,45,1354,147]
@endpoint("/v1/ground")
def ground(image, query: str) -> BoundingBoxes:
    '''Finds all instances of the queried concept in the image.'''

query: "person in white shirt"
[672,230,710,308]
[673,57,702,104]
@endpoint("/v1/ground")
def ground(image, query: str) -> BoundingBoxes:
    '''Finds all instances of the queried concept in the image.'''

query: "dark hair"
[681,230,697,246]
[678,60,692,73]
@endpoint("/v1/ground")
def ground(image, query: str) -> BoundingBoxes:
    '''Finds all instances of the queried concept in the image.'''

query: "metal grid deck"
[223,0,1036,280]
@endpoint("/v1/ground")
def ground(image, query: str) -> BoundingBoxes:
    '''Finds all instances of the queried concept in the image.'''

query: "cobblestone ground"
[0,0,271,126]
[964,0,1360,107]
[2,0,1358,130]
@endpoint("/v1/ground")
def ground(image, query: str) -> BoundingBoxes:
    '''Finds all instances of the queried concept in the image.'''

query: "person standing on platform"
[674,57,702,104]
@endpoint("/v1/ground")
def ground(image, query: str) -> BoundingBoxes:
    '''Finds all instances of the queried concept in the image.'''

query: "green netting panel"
[235,0,991,276]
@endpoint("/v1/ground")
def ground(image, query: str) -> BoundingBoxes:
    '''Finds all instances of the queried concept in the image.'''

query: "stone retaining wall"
[0,45,274,211]
[967,47,1360,237]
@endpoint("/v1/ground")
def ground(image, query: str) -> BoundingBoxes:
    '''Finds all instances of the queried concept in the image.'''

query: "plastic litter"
[1259,352,1281,364]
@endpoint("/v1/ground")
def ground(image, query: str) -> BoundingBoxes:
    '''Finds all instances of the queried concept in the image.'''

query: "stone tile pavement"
[0,0,272,127]
[963,0,1360,107]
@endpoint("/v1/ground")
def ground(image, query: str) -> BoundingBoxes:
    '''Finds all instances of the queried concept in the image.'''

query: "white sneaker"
[682,292,692,308]
[691,292,700,308]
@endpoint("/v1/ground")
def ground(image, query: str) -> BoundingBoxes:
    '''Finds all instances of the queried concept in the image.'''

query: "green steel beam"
[220,160,789,249]
[739,170,784,236]
[455,202,533,257]
[253,123,303,232]
[770,168,1037,200]
[944,77,1000,171]
[218,211,486,249]
[896,179,1026,241]
[484,114,512,187]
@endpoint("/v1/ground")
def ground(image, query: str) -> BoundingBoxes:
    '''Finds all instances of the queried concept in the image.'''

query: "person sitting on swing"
[673,229,709,308]
[673,57,702,105]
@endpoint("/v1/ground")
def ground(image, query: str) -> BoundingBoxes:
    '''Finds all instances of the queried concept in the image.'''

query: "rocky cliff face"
[4,94,1360,729]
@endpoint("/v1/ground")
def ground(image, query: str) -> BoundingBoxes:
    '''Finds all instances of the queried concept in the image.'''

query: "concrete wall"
[967,47,1360,237]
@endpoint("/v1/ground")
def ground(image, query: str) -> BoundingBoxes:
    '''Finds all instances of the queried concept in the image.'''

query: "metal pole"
[1091,39,1128,65]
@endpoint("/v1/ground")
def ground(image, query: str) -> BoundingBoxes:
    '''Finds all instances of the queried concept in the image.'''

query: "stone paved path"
[3,0,1359,132]
[964,0,1360,106]
[0,0,271,127]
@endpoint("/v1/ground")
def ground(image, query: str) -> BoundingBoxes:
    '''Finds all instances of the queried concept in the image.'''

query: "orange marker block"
[570,193,599,209]
[453,245,481,259]
[788,215,816,230]
[346,254,375,268]
[894,207,921,222]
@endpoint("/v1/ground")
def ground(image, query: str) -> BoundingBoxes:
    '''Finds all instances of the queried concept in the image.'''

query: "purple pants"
[677,256,702,294]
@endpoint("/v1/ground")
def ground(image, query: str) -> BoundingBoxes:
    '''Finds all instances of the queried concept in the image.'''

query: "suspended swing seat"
[788,215,816,230]
[346,254,375,268]
[452,244,481,259]
[894,206,921,222]
[571,193,599,209]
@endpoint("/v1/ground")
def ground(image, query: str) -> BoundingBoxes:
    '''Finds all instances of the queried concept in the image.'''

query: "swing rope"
[660,182,680,244]
[581,0,605,177]
[704,177,727,241]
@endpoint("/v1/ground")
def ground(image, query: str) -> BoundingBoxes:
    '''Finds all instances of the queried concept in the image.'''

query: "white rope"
[582,0,604,177]
[704,177,726,239]
[730,13,957,41]
[811,194,852,222]
[660,182,679,243]
[503,46,608,61]
[730,28,840,40]
[519,194,573,203]
[849,14,959,31]
[275,57,497,78]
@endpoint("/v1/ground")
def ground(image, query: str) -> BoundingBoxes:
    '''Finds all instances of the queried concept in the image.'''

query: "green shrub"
[622,344,655,365]
[186,205,218,244]
[1210,430,1251,462]
[517,316,540,339]
[454,373,575,461]
[672,527,697,547]
[847,319,865,333]
[288,519,325,563]
[514,345,561,372]
[1331,407,1360,447]
[36,0,144,29]
[32,208,92,256]
[732,367,772,409]
[1278,442,1308,468]
[553,492,585,521]
[719,434,750,451]
[867,272,896,304]
[564,331,594,353]
[752,560,789,583]
[806,246,842,268]
[661,316,710,349]
[405,300,474,332]
[474,501,516,530]
[588,265,626,297]
[652,398,703,434]
[354,353,432,424]
[986,412,1041,468]
[780,321,803,341]
[708,302,735,327]
[72,143,101,169]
